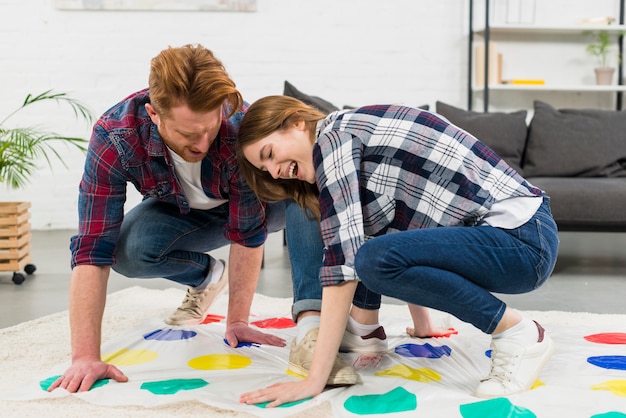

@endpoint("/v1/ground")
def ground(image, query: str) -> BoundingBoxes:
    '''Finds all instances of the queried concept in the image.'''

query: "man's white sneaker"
[474,321,554,397]
[289,328,359,385]
[340,326,388,354]
[164,259,228,326]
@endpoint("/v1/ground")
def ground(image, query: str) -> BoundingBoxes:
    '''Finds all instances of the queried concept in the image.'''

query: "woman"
[236,96,559,406]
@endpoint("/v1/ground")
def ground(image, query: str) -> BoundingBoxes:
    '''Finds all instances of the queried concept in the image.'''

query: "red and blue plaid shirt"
[70,89,266,268]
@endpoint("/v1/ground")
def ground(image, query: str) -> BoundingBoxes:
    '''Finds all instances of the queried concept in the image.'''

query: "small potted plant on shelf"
[584,30,623,85]
[0,90,93,284]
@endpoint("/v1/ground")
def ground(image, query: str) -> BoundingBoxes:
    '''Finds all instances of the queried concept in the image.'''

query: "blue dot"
[143,329,197,341]
[587,355,626,371]
[395,343,451,358]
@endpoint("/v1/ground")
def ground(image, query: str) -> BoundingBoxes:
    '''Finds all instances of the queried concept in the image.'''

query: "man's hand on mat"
[225,321,286,348]
[47,359,128,393]
[240,379,322,408]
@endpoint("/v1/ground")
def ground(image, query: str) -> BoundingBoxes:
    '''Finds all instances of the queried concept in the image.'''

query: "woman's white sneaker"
[474,321,554,397]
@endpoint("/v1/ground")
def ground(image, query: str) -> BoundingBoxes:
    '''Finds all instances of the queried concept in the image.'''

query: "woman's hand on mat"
[406,325,458,339]
[225,321,286,348]
[240,379,323,407]
[47,359,128,393]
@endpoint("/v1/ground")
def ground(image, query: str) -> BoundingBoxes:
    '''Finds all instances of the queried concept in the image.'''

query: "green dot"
[254,398,310,408]
[140,378,209,395]
[344,387,417,415]
[592,413,626,418]
[40,375,109,391]
[460,398,536,418]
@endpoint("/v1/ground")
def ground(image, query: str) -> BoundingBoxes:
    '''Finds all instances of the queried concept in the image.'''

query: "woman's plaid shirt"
[313,104,543,286]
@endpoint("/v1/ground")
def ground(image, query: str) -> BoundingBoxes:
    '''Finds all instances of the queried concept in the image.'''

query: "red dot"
[584,332,626,345]
[251,317,296,329]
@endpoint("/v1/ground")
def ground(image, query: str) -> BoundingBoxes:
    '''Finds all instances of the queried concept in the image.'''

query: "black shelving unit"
[468,0,625,111]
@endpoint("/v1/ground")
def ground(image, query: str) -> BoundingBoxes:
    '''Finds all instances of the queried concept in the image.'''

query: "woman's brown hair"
[236,95,325,219]
[149,44,243,119]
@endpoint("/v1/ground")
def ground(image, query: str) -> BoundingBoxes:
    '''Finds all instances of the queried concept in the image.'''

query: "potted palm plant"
[0,90,93,284]
[584,30,623,85]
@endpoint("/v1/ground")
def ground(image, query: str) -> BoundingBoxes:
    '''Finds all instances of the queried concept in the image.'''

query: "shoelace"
[177,288,205,315]
[484,349,519,383]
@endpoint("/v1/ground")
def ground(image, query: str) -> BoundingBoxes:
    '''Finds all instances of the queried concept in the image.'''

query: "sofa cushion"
[435,101,527,174]
[283,81,340,114]
[524,101,626,177]
[528,177,626,230]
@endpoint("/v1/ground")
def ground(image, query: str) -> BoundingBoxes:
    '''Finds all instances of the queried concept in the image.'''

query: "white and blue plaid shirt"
[314,104,543,286]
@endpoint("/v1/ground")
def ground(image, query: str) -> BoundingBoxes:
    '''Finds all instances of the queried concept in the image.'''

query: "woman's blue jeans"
[354,197,559,334]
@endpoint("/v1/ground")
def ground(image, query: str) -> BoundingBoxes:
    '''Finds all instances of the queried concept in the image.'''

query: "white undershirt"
[481,195,543,229]
[167,147,228,210]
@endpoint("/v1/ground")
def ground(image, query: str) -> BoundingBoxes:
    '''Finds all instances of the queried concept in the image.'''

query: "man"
[49,44,292,393]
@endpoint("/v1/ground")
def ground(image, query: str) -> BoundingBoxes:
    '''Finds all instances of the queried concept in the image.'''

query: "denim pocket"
[529,203,559,288]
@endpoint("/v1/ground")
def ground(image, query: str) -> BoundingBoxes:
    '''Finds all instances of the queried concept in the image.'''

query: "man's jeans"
[113,198,286,286]
[284,200,382,320]
[355,196,559,334]
[114,198,381,321]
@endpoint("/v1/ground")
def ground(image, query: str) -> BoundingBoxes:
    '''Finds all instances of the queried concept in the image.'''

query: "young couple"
[236,96,559,406]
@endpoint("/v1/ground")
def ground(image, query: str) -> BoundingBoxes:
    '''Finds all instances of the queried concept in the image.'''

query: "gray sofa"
[282,81,626,232]
[436,101,626,232]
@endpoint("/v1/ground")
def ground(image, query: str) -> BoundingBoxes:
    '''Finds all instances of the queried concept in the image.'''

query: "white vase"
[594,67,615,85]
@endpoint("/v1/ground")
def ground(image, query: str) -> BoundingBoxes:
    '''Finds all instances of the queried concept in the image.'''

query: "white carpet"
[1,286,626,417]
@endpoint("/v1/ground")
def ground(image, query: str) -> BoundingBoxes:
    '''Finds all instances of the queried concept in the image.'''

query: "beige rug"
[1,286,626,417]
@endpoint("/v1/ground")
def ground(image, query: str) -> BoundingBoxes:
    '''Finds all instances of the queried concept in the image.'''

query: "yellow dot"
[102,348,159,366]
[591,380,626,397]
[188,354,252,370]
[375,364,441,383]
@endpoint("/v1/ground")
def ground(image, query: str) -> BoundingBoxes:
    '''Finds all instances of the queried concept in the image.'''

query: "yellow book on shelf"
[503,79,545,85]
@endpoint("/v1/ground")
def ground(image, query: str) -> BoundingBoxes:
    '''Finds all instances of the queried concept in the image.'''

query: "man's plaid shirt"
[70,89,265,268]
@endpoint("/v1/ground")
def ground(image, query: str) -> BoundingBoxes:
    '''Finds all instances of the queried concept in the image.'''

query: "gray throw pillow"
[435,101,527,174]
[524,101,626,177]
[283,81,340,114]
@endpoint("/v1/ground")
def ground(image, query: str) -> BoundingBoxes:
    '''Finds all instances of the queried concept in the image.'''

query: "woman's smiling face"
[243,121,316,184]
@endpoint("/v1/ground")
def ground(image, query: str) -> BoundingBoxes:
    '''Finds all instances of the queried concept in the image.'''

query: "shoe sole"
[287,361,359,386]
[164,260,229,326]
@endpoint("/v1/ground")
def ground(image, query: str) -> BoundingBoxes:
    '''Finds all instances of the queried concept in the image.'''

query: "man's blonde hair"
[149,44,243,119]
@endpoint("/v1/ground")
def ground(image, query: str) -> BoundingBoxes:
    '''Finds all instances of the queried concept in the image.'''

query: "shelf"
[473,84,626,92]
[474,24,626,36]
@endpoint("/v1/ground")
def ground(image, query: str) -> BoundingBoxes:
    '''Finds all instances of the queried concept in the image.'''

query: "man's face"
[146,103,223,163]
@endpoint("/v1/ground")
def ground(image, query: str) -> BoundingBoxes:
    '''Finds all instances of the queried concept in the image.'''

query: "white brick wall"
[0,0,620,229]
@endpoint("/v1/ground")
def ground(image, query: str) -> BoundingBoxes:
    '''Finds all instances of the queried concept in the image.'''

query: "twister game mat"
[3,287,626,417]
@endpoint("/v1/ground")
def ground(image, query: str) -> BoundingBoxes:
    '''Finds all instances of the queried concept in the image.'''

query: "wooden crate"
[0,202,33,272]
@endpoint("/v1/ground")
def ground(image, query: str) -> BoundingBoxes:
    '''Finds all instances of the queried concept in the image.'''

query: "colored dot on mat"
[591,380,626,397]
[223,338,260,348]
[201,314,225,324]
[102,348,159,366]
[188,354,251,370]
[143,329,197,341]
[584,333,626,345]
[460,397,536,418]
[587,356,626,371]
[251,317,296,329]
[39,375,109,391]
[591,413,626,418]
[344,387,417,415]
[375,364,441,383]
[253,398,310,408]
[395,343,452,358]
[140,378,208,395]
